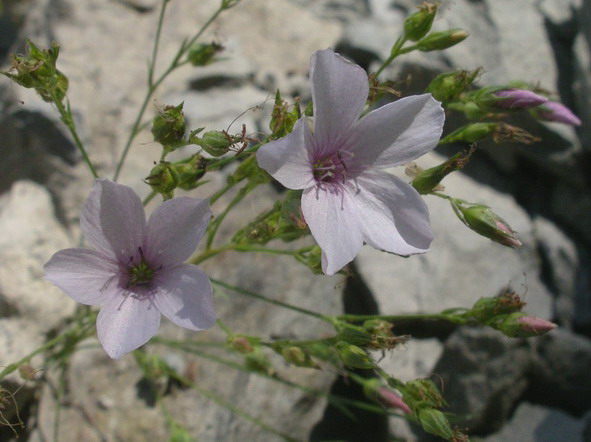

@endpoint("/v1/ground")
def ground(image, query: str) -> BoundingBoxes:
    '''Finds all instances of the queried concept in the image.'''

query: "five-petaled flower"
[44,179,216,359]
[257,49,445,275]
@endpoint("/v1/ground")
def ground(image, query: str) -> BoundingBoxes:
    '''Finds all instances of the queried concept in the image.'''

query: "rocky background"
[0,0,590,440]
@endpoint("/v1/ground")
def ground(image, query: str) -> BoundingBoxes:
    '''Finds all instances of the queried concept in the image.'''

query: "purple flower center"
[312,151,350,187]
[126,247,159,287]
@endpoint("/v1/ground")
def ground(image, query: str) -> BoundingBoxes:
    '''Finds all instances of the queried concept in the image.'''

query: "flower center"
[127,247,157,287]
[312,151,348,184]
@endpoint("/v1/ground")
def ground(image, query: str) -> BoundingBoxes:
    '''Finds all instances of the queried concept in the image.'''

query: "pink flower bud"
[517,316,557,335]
[378,387,412,414]
[534,101,582,126]
[494,88,548,110]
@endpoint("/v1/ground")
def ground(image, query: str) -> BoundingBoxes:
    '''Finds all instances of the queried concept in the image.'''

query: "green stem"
[374,35,408,78]
[191,244,310,265]
[211,278,335,324]
[337,312,466,325]
[113,4,227,181]
[206,183,253,248]
[54,98,98,179]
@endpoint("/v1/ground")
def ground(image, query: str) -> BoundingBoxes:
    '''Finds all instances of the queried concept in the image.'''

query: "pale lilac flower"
[44,179,216,359]
[493,88,547,110]
[534,101,582,126]
[256,49,445,275]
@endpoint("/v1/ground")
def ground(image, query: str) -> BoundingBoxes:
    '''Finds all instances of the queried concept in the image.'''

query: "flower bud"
[151,103,186,148]
[532,101,582,126]
[426,69,481,102]
[403,2,437,41]
[280,190,307,230]
[417,408,455,440]
[228,336,255,353]
[280,346,320,369]
[469,291,525,322]
[145,162,179,200]
[228,155,271,185]
[335,341,375,369]
[4,40,69,103]
[270,90,301,138]
[411,147,475,194]
[416,29,469,51]
[490,312,557,337]
[492,88,548,110]
[451,200,522,248]
[438,122,496,145]
[245,349,274,376]
[195,130,233,157]
[305,246,323,274]
[175,154,208,190]
[187,42,223,66]
[378,387,412,414]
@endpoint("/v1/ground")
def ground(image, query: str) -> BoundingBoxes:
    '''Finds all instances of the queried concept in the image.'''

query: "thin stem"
[211,278,335,324]
[113,4,227,181]
[374,35,407,78]
[142,189,158,206]
[54,98,98,179]
[148,0,169,87]
[191,244,311,265]
[337,312,466,325]
[206,183,254,249]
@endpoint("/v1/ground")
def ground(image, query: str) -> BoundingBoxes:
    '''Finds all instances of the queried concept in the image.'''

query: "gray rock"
[481,402,586,442]
[432,327,534,433]
[530,329,591,415]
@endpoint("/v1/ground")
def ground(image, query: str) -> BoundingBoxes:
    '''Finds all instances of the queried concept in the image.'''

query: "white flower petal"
[153,265,216,331]
[301,186,363,275]
[256,117,315,189]
[354,170,433,254]
[96,293,161,359]
[349,94,444,168]
[81,179,147,262]
[43,248,120,305]
[310,49,369,153]
[146,198,211,266]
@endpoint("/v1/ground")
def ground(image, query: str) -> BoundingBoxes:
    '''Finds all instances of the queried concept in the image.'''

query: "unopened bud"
[490,312,557,337]
[151,103,186,148]
[195,130,233,157]
[416,29,468,52]
[426,69,481,102]
[335,341,375,369]
[280,190,307,230]
[438,122,496,145]
[451,200,522,248]
[187,42,223,66]
[403,2,437,41]
[532,101,582,126]
[270,90,301,138]
[411,147,475,194]
[4,40,69,103]
[469,291,526,322]
[175,154,208,190]
[492,88,548,110]
[145,162,179,200]
[378,387,412,414]
[417,408,455,440]
[281,346,319,369]
[306,246,323,275]
[245,349,274,376]
[228,336,254,354]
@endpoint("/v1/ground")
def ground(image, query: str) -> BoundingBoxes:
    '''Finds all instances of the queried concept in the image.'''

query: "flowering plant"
[0,1,575,440]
